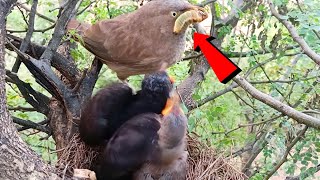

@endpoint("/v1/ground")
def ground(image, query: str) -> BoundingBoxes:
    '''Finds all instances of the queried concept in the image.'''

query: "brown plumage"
[67,0,207,80]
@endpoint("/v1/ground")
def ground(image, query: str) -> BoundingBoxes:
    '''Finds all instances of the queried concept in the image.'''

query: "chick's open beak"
[162,98,174,116]
[161,91,182,116]
[173,6,208,34]
[169,76,175,83]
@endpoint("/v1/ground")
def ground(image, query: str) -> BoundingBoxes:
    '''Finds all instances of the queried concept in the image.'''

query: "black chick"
[79,83,135,146]
[96,91,188,180]
[95,113,162,180]
[121,71,173,122]
[79,71,173,146]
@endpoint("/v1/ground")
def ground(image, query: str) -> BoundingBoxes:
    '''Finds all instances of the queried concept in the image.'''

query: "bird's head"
[160,90,187,149]
[141,71,174,99]
[137,0,208,35]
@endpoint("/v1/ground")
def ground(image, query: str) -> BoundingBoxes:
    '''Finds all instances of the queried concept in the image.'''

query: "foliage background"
[5,0,320,179]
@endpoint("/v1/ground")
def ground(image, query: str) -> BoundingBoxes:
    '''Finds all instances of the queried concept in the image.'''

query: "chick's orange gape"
[161,91,182,116]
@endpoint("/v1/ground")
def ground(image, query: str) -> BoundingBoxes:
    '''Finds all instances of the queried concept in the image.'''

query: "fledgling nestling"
[79,71,174,146]
[133,91,188,180]
[67,0,208,80]
[95,91,188,180]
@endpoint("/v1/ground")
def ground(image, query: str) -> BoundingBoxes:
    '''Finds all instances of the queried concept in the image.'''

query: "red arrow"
[193,32,241,84]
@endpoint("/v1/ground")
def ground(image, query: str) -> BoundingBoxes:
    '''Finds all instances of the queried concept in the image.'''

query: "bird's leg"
[159,62,168,72]
[121,78,129,85]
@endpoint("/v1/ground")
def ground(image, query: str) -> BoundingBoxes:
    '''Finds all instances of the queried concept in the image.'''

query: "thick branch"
[6,39,65,99]
[0,0,60,179]
[268,0,320,65]
[6,34,81,82]
[198,0,217,7]
[12,117,51,134]
[79,57,103,105]
[178,0,254,109]
[39,0,78,64]
[233,75,320,129]
[242,131,268,175]
[5,70,49,114]
[17,119,49,131]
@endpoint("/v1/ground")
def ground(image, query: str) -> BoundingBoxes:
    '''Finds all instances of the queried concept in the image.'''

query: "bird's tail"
[66,18,90,37]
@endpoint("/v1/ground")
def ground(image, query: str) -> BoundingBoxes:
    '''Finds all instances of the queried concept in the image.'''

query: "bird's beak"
[169,75,175,83]
[173,6,208,34]
[161,98,174,116]
[161,91,181,116]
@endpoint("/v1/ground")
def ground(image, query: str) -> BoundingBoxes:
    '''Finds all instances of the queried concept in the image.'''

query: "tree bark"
[0,1,60,179]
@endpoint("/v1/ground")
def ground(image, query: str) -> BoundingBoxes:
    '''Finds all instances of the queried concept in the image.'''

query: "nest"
[56,134,247,180]
[186,134,247,180]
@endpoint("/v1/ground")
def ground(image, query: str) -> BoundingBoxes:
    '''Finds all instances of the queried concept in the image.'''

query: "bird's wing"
[83,14,174,64]
[98,113,161,178]
[79,83,134,145]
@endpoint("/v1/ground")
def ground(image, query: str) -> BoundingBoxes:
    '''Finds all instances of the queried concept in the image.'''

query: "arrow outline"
[194,34,242,84]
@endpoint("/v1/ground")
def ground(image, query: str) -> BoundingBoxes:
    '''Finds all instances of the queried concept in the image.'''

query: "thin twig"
[268,0,320,65]
[12,0,38,73]
[233,75,320,129]
[17,3,55,23]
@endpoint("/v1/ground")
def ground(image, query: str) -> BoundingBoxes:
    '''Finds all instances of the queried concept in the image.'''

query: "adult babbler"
[68,0,208,80]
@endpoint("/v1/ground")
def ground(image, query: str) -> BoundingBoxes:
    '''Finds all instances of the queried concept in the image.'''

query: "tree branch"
[5,70,50,114]
[226,45,300,58]
[264,126,308,180]
[286,164,320,180]
[197,0,217,7]
[191,82,238,110]
[233,75,320,129]
[12,0,38,73]
[178,0,255,109]
[17,119,50,132]
[17,3,55,23]
[268,0,320,65]
[7,23,56,34]
[39,0,79,64]
[79,57,103,104]
[6,34,81,82]
[12,116,51,134]
[6,38,77,104]
[9,106,36,112]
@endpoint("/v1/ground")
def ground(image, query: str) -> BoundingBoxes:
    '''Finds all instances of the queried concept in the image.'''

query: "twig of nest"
[56,133,247,180]
[187,134,248,180]
[55,134,101,177]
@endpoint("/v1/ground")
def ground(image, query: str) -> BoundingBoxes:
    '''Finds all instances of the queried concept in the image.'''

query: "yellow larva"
[173,9,208,34]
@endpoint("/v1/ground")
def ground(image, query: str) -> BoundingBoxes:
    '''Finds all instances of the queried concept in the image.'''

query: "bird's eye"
[171,11,177,17]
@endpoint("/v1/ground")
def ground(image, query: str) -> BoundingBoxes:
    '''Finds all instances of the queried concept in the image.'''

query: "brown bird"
[95,90,188,180]
[67,0,208,80]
